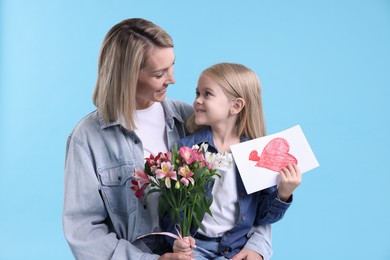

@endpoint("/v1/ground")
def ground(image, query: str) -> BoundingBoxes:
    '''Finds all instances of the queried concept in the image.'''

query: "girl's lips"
[195,108,205,113]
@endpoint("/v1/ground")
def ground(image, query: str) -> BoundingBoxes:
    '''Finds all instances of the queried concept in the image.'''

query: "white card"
[230,125,319,194]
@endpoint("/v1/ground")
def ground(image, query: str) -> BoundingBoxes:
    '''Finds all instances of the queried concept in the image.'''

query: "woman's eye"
[154,71,165,78]
[205,91,212,96]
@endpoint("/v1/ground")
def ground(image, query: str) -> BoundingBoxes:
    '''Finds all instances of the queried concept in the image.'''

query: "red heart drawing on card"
[249,150,261,161]
[249,137,298,172]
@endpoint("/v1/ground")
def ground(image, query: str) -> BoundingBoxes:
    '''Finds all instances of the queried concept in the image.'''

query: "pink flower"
[156,161,177,188]
[178,165,195,186]
[133,167,151,187]
[179,146,198,164]
[197,153,207,168]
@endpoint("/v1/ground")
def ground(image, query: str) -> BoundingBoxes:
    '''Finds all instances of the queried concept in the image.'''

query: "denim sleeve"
[244,225,273,260]
[255,186,292,225]
[63,136,159,260]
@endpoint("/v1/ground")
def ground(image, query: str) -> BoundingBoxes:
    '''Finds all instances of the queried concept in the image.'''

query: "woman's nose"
[166,66,175,84]
[166,73,175,84]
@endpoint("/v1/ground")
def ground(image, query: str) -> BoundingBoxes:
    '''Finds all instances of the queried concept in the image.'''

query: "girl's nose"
[194,96,203,104]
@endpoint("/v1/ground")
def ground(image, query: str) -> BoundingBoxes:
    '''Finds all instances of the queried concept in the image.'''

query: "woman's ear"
[230,98,245,115]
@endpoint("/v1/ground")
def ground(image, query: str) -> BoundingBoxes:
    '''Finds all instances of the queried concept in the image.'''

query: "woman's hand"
[278,163,302,202]
[158,252,193,260]
[231,248,263,260]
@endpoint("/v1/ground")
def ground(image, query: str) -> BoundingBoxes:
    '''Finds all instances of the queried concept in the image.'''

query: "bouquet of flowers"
[131,143,224,237]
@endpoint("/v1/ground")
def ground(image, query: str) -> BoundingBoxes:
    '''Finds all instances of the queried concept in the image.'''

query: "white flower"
[192,142,233,171]
[205,151,233,171]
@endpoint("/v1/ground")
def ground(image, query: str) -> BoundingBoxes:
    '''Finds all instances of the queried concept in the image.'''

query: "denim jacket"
[164,127,292,259]
[63,99,193,260]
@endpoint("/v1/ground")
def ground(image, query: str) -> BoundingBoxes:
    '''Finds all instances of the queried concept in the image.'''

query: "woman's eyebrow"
[150,59,175,73]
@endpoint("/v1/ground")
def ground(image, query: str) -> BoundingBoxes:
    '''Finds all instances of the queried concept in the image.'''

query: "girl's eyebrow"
[197,87,214,93]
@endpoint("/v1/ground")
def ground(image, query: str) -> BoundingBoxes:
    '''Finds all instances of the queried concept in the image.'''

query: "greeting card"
[230,125,319,194]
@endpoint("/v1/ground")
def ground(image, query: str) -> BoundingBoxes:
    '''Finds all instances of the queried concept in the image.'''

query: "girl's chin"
[194,118,205,125]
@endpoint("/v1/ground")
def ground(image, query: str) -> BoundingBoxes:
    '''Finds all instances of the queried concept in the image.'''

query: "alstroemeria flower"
[130,179,147,199]
[155,152,172,165]
[145,154,156,166]
[156,161,177,188]
[133,167,151,187]
[178,165,195,186]
[179,146,198,164]
[197,153,207,168]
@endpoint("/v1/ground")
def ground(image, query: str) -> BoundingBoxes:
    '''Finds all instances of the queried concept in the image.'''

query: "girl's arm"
[254,163,301,225]
[234,224,272,260]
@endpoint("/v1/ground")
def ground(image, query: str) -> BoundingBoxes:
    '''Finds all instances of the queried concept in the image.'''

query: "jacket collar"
[187,126,249,152]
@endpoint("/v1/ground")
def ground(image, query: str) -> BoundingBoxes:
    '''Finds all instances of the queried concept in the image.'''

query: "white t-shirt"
[134,102,167,232]
[197,153,238,237]
[135,102,168,157]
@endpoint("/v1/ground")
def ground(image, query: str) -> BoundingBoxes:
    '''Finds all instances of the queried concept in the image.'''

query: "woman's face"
[136,47,175,109]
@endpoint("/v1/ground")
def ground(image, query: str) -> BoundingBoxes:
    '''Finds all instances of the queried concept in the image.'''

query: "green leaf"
[144,162,152,176]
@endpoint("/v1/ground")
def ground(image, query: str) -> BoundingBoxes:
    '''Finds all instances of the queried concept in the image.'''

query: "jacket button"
[134,139,139,144]
[239,192,245,197]
[241,215,246,221]
[226,232,231,237]
[224,249,230,254]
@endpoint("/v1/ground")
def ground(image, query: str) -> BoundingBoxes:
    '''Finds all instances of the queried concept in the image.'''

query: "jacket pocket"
[97,163,137,216]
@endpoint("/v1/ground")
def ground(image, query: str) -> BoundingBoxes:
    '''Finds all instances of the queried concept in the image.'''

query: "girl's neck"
[211,125,240,152]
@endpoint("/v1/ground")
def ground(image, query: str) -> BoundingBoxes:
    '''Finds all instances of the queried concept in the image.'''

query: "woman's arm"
[63,137,158,260]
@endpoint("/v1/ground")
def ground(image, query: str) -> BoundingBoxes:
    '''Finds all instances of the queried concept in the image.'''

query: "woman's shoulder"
[68,110,104,139]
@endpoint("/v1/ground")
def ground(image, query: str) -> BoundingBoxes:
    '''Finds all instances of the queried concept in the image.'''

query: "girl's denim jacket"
[163,126,292,259]
[63,99,193,260]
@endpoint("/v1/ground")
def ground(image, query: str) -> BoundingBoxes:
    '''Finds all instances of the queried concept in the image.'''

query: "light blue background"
[1,1,389,259]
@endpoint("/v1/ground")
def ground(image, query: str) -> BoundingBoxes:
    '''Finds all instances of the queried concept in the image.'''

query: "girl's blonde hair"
[187,63,266,139]
[93,18,173,130]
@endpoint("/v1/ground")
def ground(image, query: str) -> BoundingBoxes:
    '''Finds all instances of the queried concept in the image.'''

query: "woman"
[63,18,272,259]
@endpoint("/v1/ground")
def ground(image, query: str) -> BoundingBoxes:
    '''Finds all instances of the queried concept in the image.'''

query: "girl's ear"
[230,98,245,115]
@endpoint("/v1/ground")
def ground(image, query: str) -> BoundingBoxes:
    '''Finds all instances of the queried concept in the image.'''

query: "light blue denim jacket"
[63,99,193,260]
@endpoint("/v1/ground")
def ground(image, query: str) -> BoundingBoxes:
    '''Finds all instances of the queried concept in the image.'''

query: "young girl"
[167,63,302,259]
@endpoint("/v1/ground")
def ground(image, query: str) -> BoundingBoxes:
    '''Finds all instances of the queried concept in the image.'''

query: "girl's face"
[136,47,175,109]
[193,74,235,128]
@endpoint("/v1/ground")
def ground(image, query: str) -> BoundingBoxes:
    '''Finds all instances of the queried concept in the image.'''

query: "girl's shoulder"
[179,127,213,147]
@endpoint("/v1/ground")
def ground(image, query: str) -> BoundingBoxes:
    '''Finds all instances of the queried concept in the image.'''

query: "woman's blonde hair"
[93,18,173,130]
[187,63,266,139]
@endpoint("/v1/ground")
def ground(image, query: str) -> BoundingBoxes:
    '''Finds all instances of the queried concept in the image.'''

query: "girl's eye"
[205,91,212,96]
[155,73,164,79]
[195,91,200,97]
